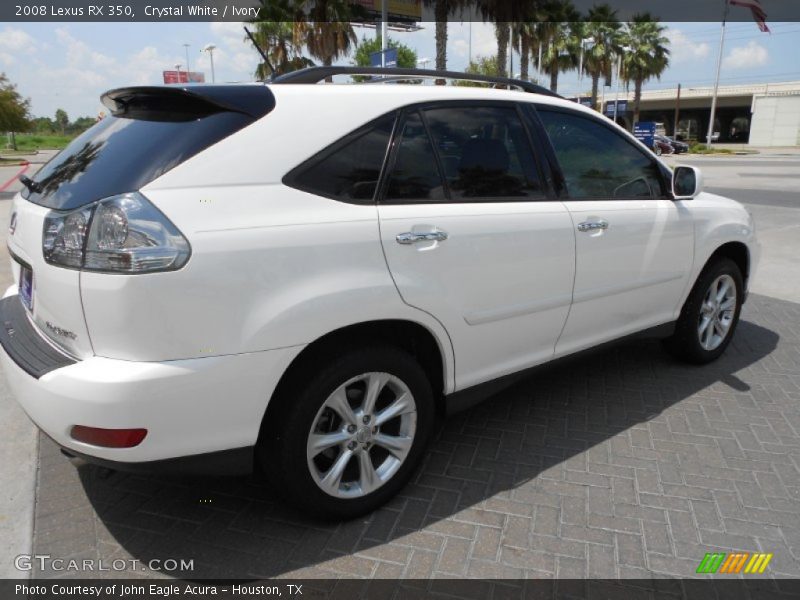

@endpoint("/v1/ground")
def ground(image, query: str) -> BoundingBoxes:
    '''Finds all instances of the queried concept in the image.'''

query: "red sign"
[162,70,188,84]
[163,71,206,84]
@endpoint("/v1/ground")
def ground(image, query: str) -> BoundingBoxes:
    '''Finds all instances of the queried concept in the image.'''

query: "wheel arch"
[705,241,750,291]
[258,319,449,439]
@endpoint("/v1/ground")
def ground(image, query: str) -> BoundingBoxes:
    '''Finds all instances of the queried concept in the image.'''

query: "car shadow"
[63,309,780,581]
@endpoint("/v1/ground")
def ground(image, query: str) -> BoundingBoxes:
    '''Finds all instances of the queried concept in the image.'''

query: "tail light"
[70,425,147,448]
[43,192,190,273]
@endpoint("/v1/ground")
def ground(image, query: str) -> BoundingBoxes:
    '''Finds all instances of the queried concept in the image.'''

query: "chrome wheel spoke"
[326,387,357,426]
[715,280,731,304]
[375,392,415,426]
[374,433,413,459]
[309,430,350,455]
[307,371,417,499]
[319,449,353,493]
[714,319,729,337]
[358,451,379,494]
[719,297,736,311]
[362,372,389,417]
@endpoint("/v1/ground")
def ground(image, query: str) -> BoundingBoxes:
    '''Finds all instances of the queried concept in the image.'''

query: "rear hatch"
[8,84,275,359]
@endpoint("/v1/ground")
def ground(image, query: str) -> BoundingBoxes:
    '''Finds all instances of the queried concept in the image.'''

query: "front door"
[536,107,694,357]
[378,103,576,390]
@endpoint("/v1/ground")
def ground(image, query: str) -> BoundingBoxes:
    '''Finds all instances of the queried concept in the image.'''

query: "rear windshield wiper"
[18,175,42,194]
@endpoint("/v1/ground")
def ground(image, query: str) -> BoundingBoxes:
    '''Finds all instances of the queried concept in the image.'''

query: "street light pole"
[381,0,388,68]
[202,44,216,83]
[183,43,191,76]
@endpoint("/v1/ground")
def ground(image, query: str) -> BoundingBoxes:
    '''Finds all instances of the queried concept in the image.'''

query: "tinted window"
[538,109,665,199]
[384,111,446,203]
[424,105,543,201]
[289,114,394,203]
[24,111,257,211]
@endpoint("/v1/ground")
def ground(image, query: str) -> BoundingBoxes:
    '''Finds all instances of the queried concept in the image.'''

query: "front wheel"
[258,345,435,520]
[664,257,743,364]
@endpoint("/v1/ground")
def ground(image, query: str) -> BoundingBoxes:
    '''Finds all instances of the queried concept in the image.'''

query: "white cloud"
[55,28,115,69]
[723,40,768,70]
[449,22,497,62]
[667,28,710,64]
[0,27,36,53]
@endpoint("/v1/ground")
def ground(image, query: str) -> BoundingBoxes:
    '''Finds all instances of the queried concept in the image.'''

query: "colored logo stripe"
[697,552,773,574]
[720,553,749,573]
[745,553,773,574]
[697,553,726,573]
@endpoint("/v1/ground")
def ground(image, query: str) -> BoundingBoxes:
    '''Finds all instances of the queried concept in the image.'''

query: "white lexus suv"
[1,67,758,519]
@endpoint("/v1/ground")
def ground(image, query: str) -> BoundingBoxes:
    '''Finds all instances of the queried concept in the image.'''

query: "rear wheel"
[258,345,435,520]
[664,257,743,364]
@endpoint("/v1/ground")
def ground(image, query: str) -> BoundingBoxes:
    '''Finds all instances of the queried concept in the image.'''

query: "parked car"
[658,134,689,154]
[1,67,759,519]
[653,136,675,156]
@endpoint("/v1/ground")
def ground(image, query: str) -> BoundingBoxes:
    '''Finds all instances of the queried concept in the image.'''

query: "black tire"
[258,345,435,520]
[664,257,743,364]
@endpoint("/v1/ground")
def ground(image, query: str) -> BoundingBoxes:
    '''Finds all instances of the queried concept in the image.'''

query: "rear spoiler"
[101,85,275,121]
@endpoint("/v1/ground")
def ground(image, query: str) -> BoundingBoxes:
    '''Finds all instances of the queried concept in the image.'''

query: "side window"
[285,113,395,203]
[423,105,543,201]
[537,108,666,199]
[384,111,447,203]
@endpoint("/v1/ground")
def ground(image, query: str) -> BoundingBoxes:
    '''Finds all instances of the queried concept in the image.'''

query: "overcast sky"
[1,20,798,119]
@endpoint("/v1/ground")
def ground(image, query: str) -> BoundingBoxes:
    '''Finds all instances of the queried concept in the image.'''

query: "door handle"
[577,219,609,233]
[396,230,449,245]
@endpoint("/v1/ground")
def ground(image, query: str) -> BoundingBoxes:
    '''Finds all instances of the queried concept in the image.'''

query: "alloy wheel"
[697,274,737,351]
[306,372,417,498]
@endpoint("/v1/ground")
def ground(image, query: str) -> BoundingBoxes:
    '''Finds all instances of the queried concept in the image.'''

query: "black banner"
[4,579,800,600]
[2,0,800,23]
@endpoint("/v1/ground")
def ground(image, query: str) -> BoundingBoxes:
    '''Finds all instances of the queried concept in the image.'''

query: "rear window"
[24,88,271,211]
[283,113,396,204]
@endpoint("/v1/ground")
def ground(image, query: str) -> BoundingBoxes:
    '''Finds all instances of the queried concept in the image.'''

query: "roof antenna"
[244,26,275,80]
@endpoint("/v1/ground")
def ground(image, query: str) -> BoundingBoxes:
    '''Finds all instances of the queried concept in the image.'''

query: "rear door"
[377,102,575,391]
[534,106,694,357]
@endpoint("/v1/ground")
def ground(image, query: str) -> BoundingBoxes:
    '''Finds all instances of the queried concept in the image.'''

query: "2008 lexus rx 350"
[1,68,758,519]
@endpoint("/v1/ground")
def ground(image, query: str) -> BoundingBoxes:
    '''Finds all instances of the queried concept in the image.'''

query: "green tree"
[54,108,69,136]
[537,1,582,94]
[353,36,418,70]
[455,54,501,86]
[620,13,670,127]
[247,21,314,78]
[583,4,622,111]
[494,22,511,77]
[0,73,30,142]
[512,22,542,81]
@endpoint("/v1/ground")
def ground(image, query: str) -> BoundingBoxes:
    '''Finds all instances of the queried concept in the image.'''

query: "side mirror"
[672,165,703,200]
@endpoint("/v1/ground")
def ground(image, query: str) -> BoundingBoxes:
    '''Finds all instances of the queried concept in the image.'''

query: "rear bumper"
[0,294,303,472]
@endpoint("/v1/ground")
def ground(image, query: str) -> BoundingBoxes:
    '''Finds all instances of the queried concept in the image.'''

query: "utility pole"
[707,0,730,146]
[381,0,388,67]
[674,83,682,137]
[183,43,191,76]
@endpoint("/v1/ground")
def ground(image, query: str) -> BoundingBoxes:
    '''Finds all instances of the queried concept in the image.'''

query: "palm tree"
[537,1,581,93]
[422,0,468,73]
[303,1,357,69]
[248,21,312,79]
[512,22,539,81]
[582,4,621,111]
[620,13,670,126]
[495,22,511,77]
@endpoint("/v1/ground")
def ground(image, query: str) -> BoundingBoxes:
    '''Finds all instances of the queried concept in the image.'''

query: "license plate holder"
[19,265,33,311]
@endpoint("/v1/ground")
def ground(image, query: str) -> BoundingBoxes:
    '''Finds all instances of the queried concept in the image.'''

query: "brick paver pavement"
[30,294,800,581]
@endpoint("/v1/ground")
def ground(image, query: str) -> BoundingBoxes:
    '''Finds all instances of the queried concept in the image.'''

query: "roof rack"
[270,66,561,98]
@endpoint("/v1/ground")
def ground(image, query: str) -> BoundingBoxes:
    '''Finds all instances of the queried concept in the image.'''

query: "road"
[662,152,800,303]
